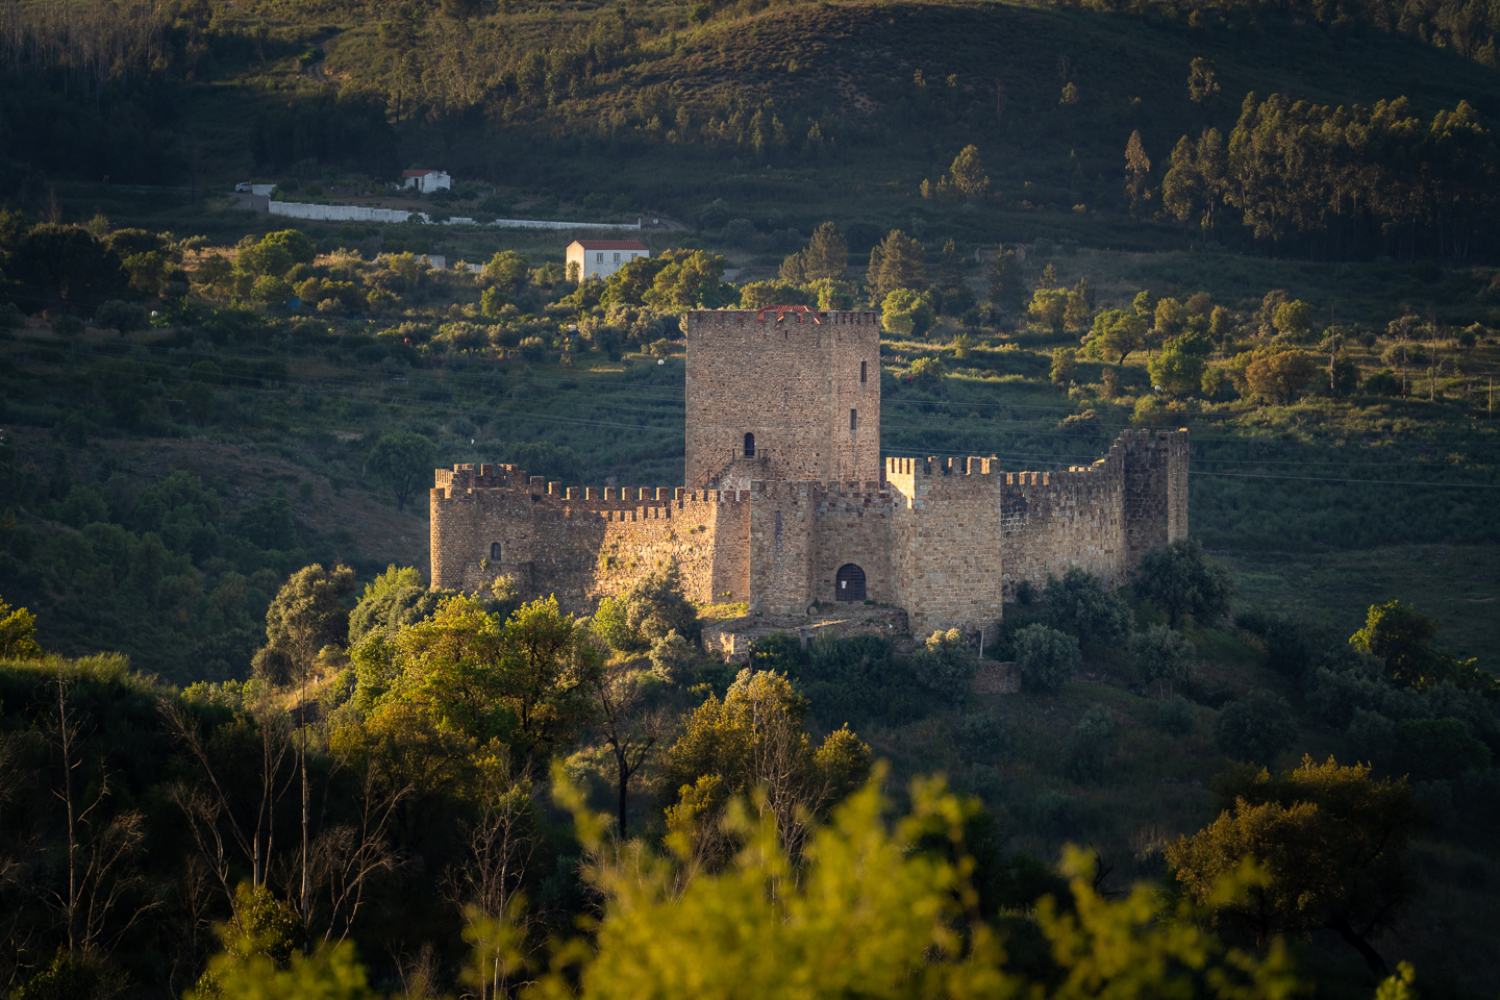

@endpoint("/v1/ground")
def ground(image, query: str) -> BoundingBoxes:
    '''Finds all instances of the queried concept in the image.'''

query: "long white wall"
[483,217,640,231]
[269,201,417,223]
[266,200,641,230]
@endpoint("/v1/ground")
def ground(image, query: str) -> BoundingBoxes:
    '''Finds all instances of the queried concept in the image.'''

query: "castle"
[430,307,1188,639]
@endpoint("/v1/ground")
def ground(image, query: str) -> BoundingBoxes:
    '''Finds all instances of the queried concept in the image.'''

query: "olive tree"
[365,432,435,511]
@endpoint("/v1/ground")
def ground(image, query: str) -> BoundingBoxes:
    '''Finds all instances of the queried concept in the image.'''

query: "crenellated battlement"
[1000,449,1121,494]
[885,455,1002,478]
[746,480,819,501]
[999,468,1121,504]
[432,462,757,523]
[433,462,529,495]
[743,479,889,501]
[820,480,889,499]
[686,307,879,335]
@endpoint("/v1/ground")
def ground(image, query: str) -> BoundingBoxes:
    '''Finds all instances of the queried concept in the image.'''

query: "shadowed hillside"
[7,0,1500,255]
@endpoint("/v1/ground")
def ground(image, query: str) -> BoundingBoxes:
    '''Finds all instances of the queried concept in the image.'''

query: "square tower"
[684,307,881,487]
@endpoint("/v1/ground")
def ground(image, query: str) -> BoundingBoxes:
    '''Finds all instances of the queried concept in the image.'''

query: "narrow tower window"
[850,408,858,432]
[860,360,867,384]
[743,432,755,458]
[489,542,502,561]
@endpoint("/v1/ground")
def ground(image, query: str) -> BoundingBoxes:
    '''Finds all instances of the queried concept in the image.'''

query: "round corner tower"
[684,307,881,488]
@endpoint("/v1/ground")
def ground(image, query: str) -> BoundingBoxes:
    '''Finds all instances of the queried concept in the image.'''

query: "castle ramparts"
[430,309,1189,638]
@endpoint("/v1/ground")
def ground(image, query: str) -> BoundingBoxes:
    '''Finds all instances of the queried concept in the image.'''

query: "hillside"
[8,0,1500,258]
[4,268,1498,675]
[3,2,1500,996]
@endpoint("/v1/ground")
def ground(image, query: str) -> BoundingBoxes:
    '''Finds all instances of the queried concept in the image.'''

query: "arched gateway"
[835,563,866,602]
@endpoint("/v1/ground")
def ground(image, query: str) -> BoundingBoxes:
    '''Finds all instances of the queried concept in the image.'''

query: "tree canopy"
[866,230,927,304]
[365,431,435,512]
[1167,756,1415,975]
[1133,540,1233,627]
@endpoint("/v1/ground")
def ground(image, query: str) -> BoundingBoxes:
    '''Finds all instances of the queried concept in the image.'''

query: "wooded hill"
[5,0,1500,258]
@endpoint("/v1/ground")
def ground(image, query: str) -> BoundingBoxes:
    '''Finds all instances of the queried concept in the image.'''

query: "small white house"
[566,239,649,282]
[401,168,452,194]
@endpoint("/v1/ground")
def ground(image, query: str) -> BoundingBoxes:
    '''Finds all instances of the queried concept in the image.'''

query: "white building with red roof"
[566,238,650,282]
[400,168,452,194]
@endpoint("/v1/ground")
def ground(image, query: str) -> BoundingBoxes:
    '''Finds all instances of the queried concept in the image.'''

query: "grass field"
[1225,544,1500,658]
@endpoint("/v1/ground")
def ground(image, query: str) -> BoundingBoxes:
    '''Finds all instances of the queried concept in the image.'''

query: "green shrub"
[903,355,946,386]
[1129,624,1194,696]
[912,628,979,705]
[1151,695,1196,735]
[1361,368,1402,395]
[94,298,149,334]
[1041,567,1131,645]
[882,288,936,337]
[1244,349,1318,403]
[1012,623,1080,694]
[1262,618,1316,681]
[602,563,701,653]
[51,314,85,337]
[1213,690,1294,763]
[1133,539,1233,627]
[748,633,805,673]
[1199,365,1232,400]
[1065,706,1117,782]
[12,950,112,1000]
[649,629,700,682]
[760,633,934,726]
[959,713,1009,755]
[1392,718,1492,781]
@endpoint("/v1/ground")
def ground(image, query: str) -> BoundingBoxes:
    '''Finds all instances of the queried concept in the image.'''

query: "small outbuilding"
[401,169,452,194]
[566,238,649,282]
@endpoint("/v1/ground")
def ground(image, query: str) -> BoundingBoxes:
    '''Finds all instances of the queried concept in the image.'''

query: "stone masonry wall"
[810,488,896,609]
[430,464,750,611]
[886,457,1006,639]
[430,431,1187,640]
[746,482,816,616]
[995,429,1189,598]
[999,448,1127,600]
[744,482,896,617]
[1121,429,1191,570]
[684,310,881,488]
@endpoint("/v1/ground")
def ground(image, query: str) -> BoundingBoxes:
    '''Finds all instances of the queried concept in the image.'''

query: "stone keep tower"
[684,308,882,489]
